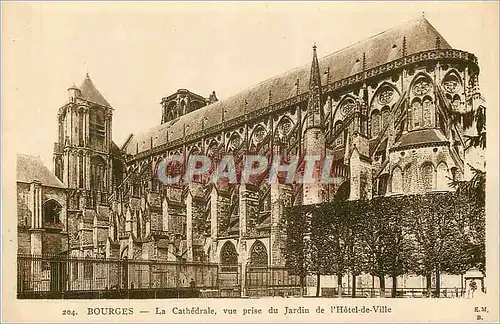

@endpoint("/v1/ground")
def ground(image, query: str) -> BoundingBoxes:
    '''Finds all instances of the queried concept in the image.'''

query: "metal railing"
[321,287,467,298]
[17,254,469,299]
[17,254,224,299]
[245,266,303,297]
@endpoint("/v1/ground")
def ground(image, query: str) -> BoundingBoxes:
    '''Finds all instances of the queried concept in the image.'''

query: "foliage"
[286,180,486,289]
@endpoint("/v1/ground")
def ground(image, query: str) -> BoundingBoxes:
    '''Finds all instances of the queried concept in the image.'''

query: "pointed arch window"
[249,241,268,267]
[377,174,389,196]
[55,157,63,182]
[78,111,84,146]
[89,107,106,150]
[411,98,423,129]
[436,163,449,191]
[381,106,390,131]
[340,99,356,118]
[422,96,433,127]
[79,154,84,188]
[220,241,238,272]
[90,156,107,192]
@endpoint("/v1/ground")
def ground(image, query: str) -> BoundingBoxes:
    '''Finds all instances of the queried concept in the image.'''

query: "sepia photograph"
[2,1,498,323]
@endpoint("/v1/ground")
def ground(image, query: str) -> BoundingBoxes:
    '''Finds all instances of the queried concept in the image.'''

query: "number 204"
[62,310,77,316]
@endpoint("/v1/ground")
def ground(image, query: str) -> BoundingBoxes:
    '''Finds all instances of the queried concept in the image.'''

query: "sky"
[3,2,498,169]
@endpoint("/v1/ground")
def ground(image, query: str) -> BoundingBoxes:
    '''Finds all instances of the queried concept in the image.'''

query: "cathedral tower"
[53,74,113,257]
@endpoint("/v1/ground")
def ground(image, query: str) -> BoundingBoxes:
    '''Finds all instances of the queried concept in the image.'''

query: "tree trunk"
[391,275,397,298]
[426,273,432,298]
[379,275,386,298]
[435,265,441,298]
[337,274,343,298]
[351,274,357,298]
[316,272,321,297]
[300,274,305,297]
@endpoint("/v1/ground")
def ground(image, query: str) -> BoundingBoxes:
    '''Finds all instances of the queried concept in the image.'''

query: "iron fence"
[321,287,467,298]
[17,254,222,299]
[245,266,303,297]
[17,254,468,299]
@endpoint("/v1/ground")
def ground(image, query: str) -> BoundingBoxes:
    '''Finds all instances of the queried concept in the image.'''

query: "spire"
[309,43,322,91]
[79,74,111,107]
[305,44,324,130]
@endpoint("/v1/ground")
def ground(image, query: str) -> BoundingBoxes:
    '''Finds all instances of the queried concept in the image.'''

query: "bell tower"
[53,73,114,257]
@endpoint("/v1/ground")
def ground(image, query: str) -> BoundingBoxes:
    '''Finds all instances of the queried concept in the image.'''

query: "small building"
[17,154,68,255]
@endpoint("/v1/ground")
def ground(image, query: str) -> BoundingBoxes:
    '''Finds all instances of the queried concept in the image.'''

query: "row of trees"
[285,168,485,298]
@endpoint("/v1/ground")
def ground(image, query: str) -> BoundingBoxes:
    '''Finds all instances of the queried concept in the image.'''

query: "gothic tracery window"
[381,106,390,131]
[378,87,394,105]
[276,117,292,140]
[340,99,356,117]
[249,241,268,267]
[422,96,433,127]
[252,125,266,144]
[220,241,238,272]
[411,98,423,129]
[443,74,460,93]
[227,133,241,152]
[413,79,431,96]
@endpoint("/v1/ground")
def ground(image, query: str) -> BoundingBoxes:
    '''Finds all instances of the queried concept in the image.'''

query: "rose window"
[444,80,458,93]
[378,88,394,104]
[413,80,431,96]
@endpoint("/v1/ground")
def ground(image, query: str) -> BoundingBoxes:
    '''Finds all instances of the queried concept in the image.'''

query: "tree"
[285,205,313,296]
[381,196,415,298]
[404,193,469,297]
[320,201,355,298]
[451,166,486,275]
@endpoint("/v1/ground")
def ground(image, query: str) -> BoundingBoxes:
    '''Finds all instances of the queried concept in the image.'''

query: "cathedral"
[20,16,485,291]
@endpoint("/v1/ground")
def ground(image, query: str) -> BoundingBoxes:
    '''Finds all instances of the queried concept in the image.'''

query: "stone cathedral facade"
[48,17,485,282]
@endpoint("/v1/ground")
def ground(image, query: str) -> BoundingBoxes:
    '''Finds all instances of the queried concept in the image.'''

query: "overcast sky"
[3,2,498,168]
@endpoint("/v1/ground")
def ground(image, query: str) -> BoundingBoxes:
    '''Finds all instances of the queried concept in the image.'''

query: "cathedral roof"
[17,154,65,188]
[125,16,452,156]
[79,74,112,107]
[393,128,448,150]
